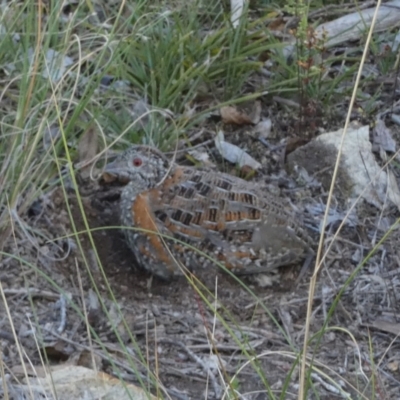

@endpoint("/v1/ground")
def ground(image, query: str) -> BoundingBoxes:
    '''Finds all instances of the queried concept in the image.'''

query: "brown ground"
[2,123,400,400]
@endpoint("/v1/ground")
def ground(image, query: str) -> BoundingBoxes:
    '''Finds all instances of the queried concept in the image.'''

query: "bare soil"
[2,122,400,400]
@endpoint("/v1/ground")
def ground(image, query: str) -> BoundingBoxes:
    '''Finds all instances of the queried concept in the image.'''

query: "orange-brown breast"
[131,191,172,265]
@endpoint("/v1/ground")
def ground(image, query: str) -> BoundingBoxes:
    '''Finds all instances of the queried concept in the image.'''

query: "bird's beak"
[101,160,130,185]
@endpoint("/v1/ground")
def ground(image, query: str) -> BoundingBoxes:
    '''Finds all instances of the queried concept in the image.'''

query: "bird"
[101,145,314,280]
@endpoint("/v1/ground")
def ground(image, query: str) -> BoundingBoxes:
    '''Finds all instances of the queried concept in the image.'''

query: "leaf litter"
[3,1,400,399]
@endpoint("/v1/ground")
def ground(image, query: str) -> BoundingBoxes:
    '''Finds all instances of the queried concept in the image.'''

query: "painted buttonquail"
[102,145,314,279]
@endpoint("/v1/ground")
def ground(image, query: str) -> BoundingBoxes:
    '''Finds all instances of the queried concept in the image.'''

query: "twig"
[158,337,222,399]
[56,295,67,334]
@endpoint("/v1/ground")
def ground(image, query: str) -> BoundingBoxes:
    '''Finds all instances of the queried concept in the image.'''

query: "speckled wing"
[151,166,312,274]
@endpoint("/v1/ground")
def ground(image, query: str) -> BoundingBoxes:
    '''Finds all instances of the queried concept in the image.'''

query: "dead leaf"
[268,16,286,31]
[220,101,261,125]
[187,148,215,167]
[220,106,252,125]
[215,131,261,170]
[253,118,272,139]
[388,361,399,372]
[286,137,309,154]
[78,126,98,164]
[387,169,400,210]
[78,126,99,178]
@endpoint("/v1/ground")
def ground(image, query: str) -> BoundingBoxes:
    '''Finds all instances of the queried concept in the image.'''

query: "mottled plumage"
[103,145,314,279]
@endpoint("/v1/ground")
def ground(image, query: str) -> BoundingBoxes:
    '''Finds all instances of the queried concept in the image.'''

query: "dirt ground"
[2,118,400,400]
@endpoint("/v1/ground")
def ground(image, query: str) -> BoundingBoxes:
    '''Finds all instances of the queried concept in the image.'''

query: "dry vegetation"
[1,0,400,399]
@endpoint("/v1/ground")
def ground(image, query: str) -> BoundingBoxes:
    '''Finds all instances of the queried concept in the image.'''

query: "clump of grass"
[0,1,396,399]
[0,1,284,398]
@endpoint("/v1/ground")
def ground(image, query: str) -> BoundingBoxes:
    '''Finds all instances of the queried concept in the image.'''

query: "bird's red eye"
[132,157,143,167]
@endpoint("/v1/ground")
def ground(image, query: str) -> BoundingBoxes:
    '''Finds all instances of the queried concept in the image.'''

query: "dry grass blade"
[2,0,400,398]
[298,1,384,399]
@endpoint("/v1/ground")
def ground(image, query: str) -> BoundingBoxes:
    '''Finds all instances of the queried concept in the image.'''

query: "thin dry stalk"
[298,1,384,398]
